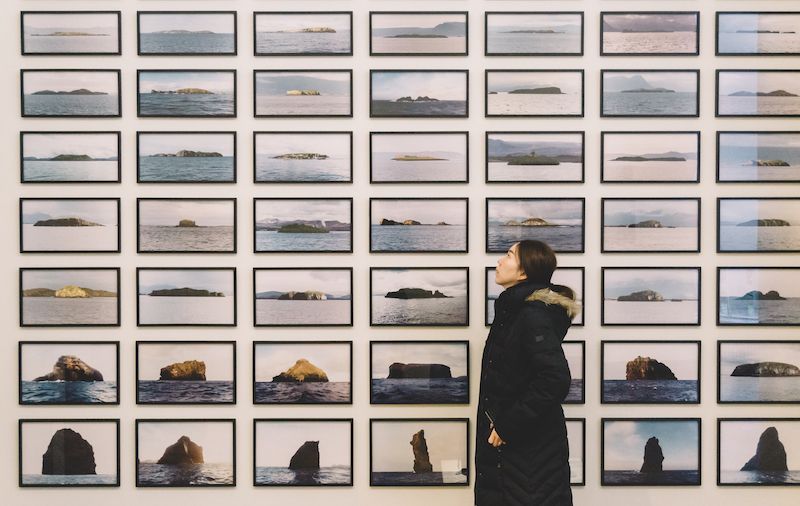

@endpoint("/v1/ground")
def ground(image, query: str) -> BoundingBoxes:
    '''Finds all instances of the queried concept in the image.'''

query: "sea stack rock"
[628,220,663,228]
[411,430,433,473]
[33,217,102,227]
[618,289,663,302]
[741,427,788,472]
[737,219,790,227]
[639,436,664,473]
[626,357,677,381]
[41,428,96,475]
[731,362,800,377]
[272,359,329,383]
[737,290,786,301]
[388,363,452,379]
[289,441,320,469]
[159,360,206,381]
[157,436,204,465]
[34,355,104,382]
[277,290,327,300]
[385,288,450,299]
[177,219,197,227]
[54,285,90,298]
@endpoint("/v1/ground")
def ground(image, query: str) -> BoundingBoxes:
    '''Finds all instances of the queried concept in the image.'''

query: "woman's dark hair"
[516,240,577,301]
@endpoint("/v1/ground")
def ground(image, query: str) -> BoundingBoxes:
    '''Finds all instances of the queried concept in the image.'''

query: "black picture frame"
[253,131,353,184]
[717,340,800,404]
[601,266,701,327]
[484,11,584,57]
[485,69,585,117]
[601,69,700,118]
[717,418,800,486]
[21,131,122,184]
[19,418,120,487]
[601,131,701,184]
[485,197,586,253]
[600,11,700,56]
[601,340,701,405]
[19,197,121,254]
[369,197,469,253]
[254,69,353,118]
[485,131,585,184]
[253,418,354,487]
[253,11,353,56]
[369,418,470,487]
[716,131,800,184]
[135,418,236,487]
[601,197,701,253]
[717,266,800,327]
[370,69,469,118]
[566,418,586,486]
[563,341,585,405]
[135,340,236,405]
[136,267,237,327]
[137,11,237,56]
[253,197,353,253]
[369,131,469,184]
[716,69,800,118]
[370,11,469,56]
[19,267,121,327]
[137,69,237,118]
[136,131,237,184]
[253,341,353,405]
[253,267,353,327]
[18,341,120,406]
[136,197,237,254]
[21,11,121,56]
[716,12,800,57]
[717,197,800,253]
[21,69,121,118]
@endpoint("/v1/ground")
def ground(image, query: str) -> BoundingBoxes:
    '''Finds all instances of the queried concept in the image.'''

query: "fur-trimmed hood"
[525,287,582,321]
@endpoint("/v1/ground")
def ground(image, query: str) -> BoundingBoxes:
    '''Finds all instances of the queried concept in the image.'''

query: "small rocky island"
[34,355,104,382]
[379,218,427,226]
[503,29,563,34]
[388,363,452,379]
[159,360,206,381]
[299,27,336,33]
[621,88,675,93]
[640,437,664,473]
[626,356,677,381]
[158,436,204,465]
[396,96,439,102]
[151,88,213,95]
[290,441,320,470]
[23,285,116,298]
[744,159,790,167]
[503,151,560,166]
[33,217,103,227]
[508,87,564,95]
[49,154,95,161]
[272,358,329,383]
[627,220,665,228]
[34,31,108,37]
[278,223,328,233]
[177,219,198,227]
[151,30,214,35]
[741,427,788,472]
[503,217,558,227]
[392,154,447,161]
[278,290,327,300]
[612,155,686,162]
[286,89,320,96]
[730,90,798,97]
[272,152,329,160]
[736,219,790,227]
[411,430,433,474]
[731,361,800,377]
[151,150,222,158]
[617,289,664,302]
[42,428,97,475]
[388,34,447,38]
[736,290,786,301]
[385,287,451,299]
[148,287,224,297]
[32,88,108,95]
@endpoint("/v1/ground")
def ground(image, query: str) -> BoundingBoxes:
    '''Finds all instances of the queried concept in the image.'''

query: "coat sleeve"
[490,309,572,444]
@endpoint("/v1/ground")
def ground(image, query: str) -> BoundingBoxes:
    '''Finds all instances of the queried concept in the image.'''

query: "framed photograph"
[486,131,584,183]
[254,70,352,117]
[567,418,586,486]
[370,131,468,184]
[486,198,585,253]
[137,11,236,56]
[137,198,236,253]
[254,11,352,56]
[21,69,120,118]
[136,341,236,405]
[370,418,469,486]
[137,131,236,183]
[370,11,468,56]
[485,11,583,56]
[602,418,701,486]
[254,268,352,326]
[601,11,699,56]
[20,198,120,253]
[717,12,800,56]
[370,267,469,327]
[254,198,352,253]
[254,419,353,486]
[137,267,236,327]
[254,341,352,404]
[19,341,119,405]
[485,266,584,327]
[21,11,120,55]
[370,198,468,253]
[602,198,700,253]
[136,419,235,487]
[370,70,468,118]
[20,267,119,327]
[718,267,800,326]
[137,69,236,118]
[602,267,701,326]
[718,418,800,485]
[718,340,800,404]
[19,419,120,487]
[254,131,352,183]
[717,131,800,183]
[602,70,699,117]
[602,341,700,404]
[717,70,800,117]
[601,131,700,183]
[485,70,584,117]
[21,131,120,184]
[718,198,800,253]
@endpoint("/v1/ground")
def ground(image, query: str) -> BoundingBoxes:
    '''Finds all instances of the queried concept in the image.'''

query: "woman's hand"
[488,428,505,447]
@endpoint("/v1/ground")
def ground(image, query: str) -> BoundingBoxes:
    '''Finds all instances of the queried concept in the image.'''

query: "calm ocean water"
[604,470,699,485]
[138,381,233,403]
[23,224,118,252]
[139,156,234,182]
[371,100,466,117]
[372,36,465,53]
[139,226,234,252]
[256,466,351,485]
[603,92,697,116]
[719,225,800,251]
[488,161,582,182]
[23,297,117,325]
[139,93,234,116]
[487,32,580,54]
[488,225,583,252]
[138,295,234,325]
[718,96,800,116]
[371,225,466,252]
[25,34,117,53]
[24,160,117,182]
[256,96,350,116]
[255,299,350,325]
[255,230,351,252]
[603,159,697,181]
[721,470,800,484]
[24,95,118,116]
[718,32,800,54]
[23,474,117,486]
[372,295,467,325]
[255,382,350,403]
[603,32,696,53]
[719,297,800,325]
[21,381,117,404]
[603,380,698,403]
[720,376,800,402]
[256,156,350,182]
[256,31,351,54]
[488,93,581,116]
[371,377,468,404]
[718,145,800,181]
[372,472,467,485]
[604,227,697,251]
[604,300,698,325]
[566,379,583,403]
[140,33,234,54]
[372,153,466,182]
[138,462,233,486]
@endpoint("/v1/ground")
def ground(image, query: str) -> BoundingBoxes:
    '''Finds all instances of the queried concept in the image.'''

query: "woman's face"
[495,242,527,288]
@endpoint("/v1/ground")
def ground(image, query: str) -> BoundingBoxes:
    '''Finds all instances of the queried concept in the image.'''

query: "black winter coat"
[475,280,580,506]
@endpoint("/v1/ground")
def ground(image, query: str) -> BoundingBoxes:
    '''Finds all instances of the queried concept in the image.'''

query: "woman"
[475,240,580,506]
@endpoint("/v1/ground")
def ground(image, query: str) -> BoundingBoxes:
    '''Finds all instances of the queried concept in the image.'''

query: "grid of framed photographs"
[14,2,799,497]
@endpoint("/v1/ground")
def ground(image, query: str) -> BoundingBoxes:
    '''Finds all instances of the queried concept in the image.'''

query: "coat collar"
[495,280,549,312]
